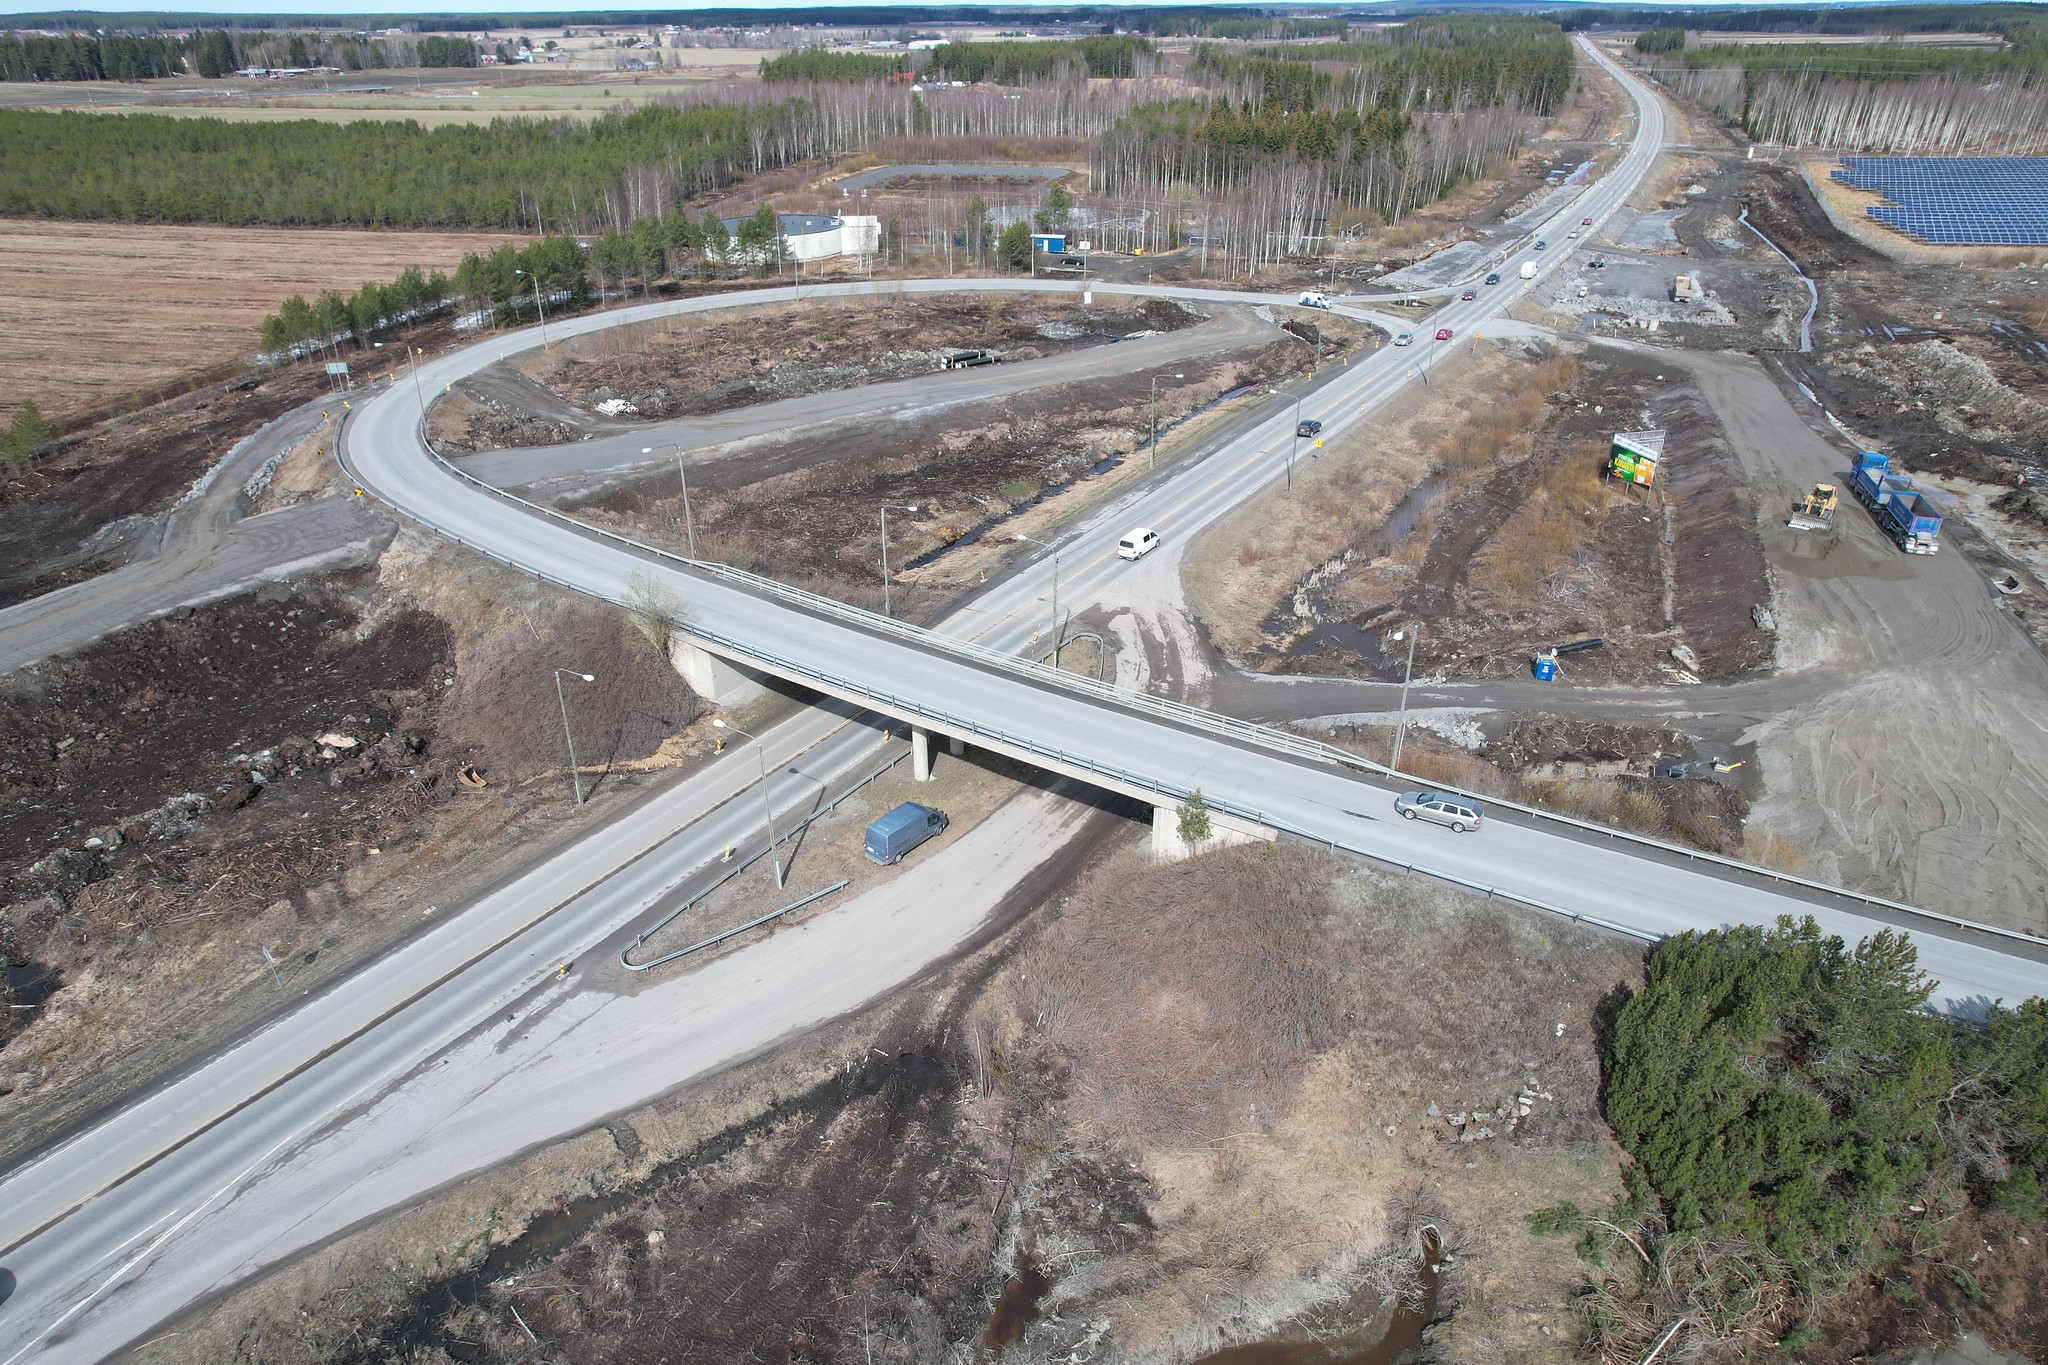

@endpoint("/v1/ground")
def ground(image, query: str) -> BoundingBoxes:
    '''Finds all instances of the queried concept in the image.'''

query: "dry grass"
[1186,343,1519,653]
[1474,436,1614,609]
[1015,843,1345,1152]
[1008,843,1641,1361]
[0,220,525,423]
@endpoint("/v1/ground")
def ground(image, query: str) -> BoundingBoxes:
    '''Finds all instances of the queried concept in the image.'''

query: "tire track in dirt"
[1667,345,2048,931]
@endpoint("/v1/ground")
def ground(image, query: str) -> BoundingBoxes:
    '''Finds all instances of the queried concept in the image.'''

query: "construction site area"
[4,20,2048,1365]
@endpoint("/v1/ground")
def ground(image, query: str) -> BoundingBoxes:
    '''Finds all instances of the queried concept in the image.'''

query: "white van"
[1117,528,1161,560]
[1298,291,1331,310]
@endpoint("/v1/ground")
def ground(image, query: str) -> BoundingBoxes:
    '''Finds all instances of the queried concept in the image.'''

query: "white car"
[1117,528,1161,560]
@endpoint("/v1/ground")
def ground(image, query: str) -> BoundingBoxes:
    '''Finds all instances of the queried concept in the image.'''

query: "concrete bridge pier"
[1151,803,1277,863]
[910,728,967,781]
[670,638,768,709]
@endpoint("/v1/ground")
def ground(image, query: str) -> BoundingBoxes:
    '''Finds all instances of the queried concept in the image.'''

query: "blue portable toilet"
[1532,650,1557,682]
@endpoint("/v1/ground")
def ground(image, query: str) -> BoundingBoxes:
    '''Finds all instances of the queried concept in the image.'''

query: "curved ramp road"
[456,303,1283,490]
[321,34,2038,1011]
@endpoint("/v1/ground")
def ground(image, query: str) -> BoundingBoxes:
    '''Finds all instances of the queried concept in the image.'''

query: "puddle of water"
[4,959,59,1011]
[1190,1231,1443,1365]
[1294,619,1392,673]
[980,1253,1052,1352]
[1365,477,1444,556]
[1270,478,1445,676]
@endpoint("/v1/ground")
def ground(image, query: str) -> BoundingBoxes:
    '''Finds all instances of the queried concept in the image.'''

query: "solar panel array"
[1830,157,2048,245]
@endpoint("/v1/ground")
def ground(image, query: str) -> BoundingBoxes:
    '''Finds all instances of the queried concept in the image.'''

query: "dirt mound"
[1741,165,1889,276]
[0,575,446,883]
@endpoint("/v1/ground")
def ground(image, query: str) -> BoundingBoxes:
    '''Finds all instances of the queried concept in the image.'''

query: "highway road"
[3,38,2044,1365]
[325,38,2035,1010]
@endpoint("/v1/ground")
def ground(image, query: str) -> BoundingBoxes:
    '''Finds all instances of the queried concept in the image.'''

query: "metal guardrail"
[624,881,850,971]
[333,279,2048,957]
[617,748,906,970]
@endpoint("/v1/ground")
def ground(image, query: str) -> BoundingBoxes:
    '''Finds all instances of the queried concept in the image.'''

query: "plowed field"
[0,220,523,423]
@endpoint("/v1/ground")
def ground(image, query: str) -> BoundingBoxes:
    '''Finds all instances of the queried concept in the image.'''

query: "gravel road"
[0,400,392,676]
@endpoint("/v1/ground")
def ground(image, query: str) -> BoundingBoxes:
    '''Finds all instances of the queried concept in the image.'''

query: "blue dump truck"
[864,802,949,865]
[1849,451,1942,554]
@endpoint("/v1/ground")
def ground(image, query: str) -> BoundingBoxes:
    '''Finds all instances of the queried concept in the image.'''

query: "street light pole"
[645,446,697,556]
[1390,627,1421,770]
[408,346,426,414]
[879,502,919,618]
[552,668,595,804]
[1290,390,1303,491]
[1287,330,1316,491]
[712,719,784,889]
[1013,534,1061,665]
[1148,371,1184,471]
[515,268,550,349]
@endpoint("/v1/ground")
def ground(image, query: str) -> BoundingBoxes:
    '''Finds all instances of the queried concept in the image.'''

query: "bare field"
[0,220,525,422]
[0,58,767,124]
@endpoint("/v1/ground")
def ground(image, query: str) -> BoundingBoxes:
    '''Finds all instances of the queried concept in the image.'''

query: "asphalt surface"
[3,40,2042,1365]
[454,303,1282,492]
[0,400,393,676]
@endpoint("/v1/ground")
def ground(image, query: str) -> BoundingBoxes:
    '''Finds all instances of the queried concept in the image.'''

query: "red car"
[1581,217,1593,225]
[1435,327,1454,341]
[1461,289,1477,300]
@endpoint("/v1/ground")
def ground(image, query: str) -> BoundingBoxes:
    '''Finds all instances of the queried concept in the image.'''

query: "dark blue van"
[864,802,948,865]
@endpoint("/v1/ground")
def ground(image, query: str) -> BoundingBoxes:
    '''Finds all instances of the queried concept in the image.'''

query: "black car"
[1060,256,1085,268]
[1484,271,1501,285]
[1296,418,1323,438]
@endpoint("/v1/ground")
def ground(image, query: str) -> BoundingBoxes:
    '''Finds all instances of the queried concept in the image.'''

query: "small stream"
[1189,1231,1444,1365]
[1268,478,1445,676]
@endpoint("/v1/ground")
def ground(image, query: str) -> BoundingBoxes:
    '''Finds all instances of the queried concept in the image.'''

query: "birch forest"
[1644,16,2048,154]
[2,23,1579,276]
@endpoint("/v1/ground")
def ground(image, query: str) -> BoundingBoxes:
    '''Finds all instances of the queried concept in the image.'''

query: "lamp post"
[1148,372,1185,471]
[552,668,594,804]
[645,446,697,556]
[1389,627,1421,770]
[407,346,426,413]
[879,502,919,618]
[1287,330,1316,492]
[1013,533,1061,665]
[514,268,550,349]
[712,719,784,889]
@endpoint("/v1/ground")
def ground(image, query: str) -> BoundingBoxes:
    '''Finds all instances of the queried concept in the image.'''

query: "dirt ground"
[174,840,1642,1365]
[567,334,1306,618]
[1195,341,1772,687]
[0,363,332,611]
[0,539,706,1165]
[0,220,525,424]
[448,294,1204,444]
[1715,163,2048,489]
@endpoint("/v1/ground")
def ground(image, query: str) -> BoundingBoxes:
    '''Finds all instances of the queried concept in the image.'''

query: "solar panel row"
[1829,157,2048,246]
